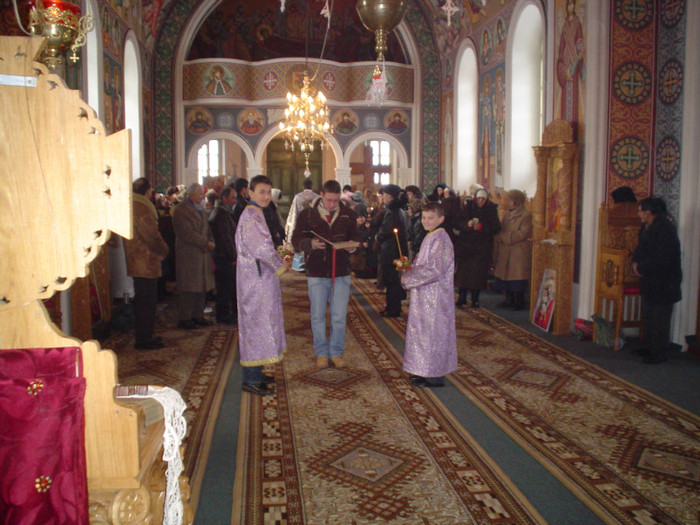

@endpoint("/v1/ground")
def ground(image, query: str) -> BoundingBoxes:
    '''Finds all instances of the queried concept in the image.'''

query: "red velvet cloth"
[0,347,88,525]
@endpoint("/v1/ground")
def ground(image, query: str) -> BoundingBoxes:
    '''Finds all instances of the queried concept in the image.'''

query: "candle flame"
[393,228,398,233]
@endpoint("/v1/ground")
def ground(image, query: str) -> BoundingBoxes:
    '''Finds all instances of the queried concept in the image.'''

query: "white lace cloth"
[121,386,186,525]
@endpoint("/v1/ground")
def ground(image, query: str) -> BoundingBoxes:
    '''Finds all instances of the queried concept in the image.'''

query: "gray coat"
[172,199,215,293]
[493,204,532,282]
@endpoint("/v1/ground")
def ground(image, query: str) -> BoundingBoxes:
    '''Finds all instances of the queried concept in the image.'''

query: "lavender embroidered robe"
[235,204,287,366]
[401,228,457,378]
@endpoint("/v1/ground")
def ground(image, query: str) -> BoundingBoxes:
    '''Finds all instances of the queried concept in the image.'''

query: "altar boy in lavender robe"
[236,175,290,396]
[401,202,457,388]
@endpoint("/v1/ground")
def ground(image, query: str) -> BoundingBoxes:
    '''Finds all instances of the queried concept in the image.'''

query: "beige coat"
[123,193,169,279]
[172,199,215,293]
[493,204,533,282]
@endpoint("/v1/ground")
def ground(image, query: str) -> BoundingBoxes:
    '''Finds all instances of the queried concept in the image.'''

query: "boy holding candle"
[400,202,457,388]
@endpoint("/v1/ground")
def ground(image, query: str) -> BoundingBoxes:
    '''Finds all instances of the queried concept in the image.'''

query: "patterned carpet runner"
[232,272,545,525]
[353,277,700,525]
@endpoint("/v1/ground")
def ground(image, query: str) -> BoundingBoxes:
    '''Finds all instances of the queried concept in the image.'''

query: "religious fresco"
[441,93,454,183]
[554,0,586,141]
[183,106,413,161]
[101,2,123,59]
[384,110,409,134]
[333,110,359,135]
[186,0,407,63]
[103,0,162,47]
[237,109,265,135]
[103,55,124,134]
[186,107,213,135]
[182,61,414,104]
[204,64,234,95]
[478,63,504,191]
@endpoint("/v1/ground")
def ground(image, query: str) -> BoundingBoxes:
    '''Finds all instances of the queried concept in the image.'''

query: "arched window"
[369,140,391,185]
[198,139,222,183]
[455,44,479,191]
[123,33,142,180]
[507,2,544,196]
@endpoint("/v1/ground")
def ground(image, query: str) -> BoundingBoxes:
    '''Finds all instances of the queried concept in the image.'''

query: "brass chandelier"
[278,72,331,176]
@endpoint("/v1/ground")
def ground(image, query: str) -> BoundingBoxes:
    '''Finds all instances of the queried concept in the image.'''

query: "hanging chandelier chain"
[279,0,334,170]
[310,0,334,83]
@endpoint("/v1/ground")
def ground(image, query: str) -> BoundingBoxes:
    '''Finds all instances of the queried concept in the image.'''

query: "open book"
[312,231,360,250]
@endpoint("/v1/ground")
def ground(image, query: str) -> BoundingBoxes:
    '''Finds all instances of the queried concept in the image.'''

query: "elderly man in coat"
[172,182,215,329]
[124,178,170,349]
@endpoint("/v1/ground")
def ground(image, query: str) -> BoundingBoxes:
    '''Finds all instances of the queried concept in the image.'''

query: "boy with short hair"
[235,175,290,395]
[401,202,457,388]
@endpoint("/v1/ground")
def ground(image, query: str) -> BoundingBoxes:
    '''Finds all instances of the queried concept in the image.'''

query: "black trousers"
[213,256,237,321]
[382,263,404,316]
[133,276,159,345]
[641,298,674,359]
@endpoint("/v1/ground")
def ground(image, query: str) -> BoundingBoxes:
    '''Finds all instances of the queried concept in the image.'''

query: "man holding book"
[292,180,362,369]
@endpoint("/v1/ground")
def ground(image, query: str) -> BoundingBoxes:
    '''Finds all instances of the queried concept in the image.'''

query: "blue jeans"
[307,275,351,359]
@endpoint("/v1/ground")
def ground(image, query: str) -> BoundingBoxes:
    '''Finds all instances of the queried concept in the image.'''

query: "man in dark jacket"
[292,180,362,369]
[208,185,238,324]
[631,197,682,364]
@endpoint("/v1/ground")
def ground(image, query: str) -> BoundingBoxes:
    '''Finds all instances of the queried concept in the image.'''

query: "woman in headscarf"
[454,188,501,307]
[427,182,447,202]
[492,189,532,310]
[375,184,409,317]
[264,188,286,247]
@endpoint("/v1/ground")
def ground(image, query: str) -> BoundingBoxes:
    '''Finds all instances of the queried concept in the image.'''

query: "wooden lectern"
[0,37,192,524]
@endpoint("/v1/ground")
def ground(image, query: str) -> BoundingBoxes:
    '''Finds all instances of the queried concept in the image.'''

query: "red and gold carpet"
[107,306,237,510]
[354,277,700,525]
[232,272,545,525]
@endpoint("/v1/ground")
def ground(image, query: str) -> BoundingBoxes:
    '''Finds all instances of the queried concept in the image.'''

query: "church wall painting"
[554,0,586,141]
[441,93,454,185]
[478,63,505,192]
[103,55,124,135]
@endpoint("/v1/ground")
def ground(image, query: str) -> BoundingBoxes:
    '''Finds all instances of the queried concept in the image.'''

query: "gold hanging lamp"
[355,0,408,61]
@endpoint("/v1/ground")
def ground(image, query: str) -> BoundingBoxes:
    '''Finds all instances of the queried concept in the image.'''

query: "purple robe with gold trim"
[401,228,457,378]
[235,204,286,366]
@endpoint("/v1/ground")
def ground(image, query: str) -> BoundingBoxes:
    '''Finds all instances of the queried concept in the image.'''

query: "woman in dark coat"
[631,197,682,364]
[375,184,409,317]
[454,189,501,307]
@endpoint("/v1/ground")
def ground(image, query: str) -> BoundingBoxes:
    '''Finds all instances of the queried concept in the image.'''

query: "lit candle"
[393,228,403,258]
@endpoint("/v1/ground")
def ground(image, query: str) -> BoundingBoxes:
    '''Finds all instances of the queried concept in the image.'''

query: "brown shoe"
[316,356,329,369]
[331,356,345,368]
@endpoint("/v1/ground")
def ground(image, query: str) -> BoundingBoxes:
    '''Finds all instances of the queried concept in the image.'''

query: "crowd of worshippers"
[125,178,532,350]
[124,176,681,395]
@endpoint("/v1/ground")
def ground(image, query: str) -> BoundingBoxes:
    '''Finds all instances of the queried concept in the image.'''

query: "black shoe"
[380,310,400,318]
[410,376,428,387]
[261,374,275,385]
[632,347,652,357]
[470,291,480,308]
[413,377,445,388]
[643,354,668,365]
[134,339,165,350]
[177,320,196,329]
[242,383,274,396]
[216,316,236,325]
[193,317,213,327]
